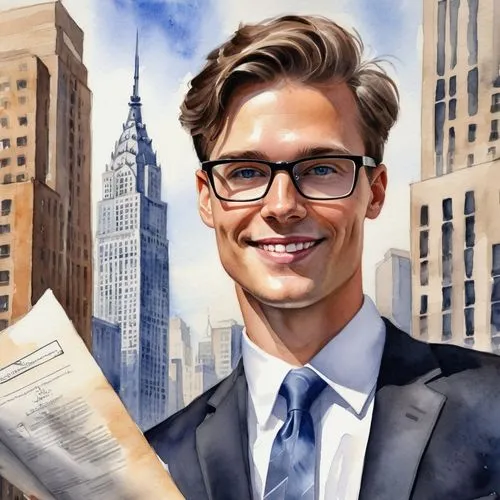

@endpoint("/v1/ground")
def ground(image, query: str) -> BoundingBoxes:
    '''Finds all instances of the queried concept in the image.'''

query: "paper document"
[0,289,183,499]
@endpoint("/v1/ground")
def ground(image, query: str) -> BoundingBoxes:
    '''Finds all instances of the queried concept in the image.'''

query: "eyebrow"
[215,145,355,162]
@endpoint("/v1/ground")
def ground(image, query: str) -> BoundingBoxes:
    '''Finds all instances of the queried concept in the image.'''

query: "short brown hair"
[180,14,399,163]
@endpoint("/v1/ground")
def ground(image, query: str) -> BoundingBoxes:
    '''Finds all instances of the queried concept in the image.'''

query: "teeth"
[258,241,317,253]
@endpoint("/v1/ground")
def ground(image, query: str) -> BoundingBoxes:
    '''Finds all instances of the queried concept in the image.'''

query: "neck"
[237,268,364,365]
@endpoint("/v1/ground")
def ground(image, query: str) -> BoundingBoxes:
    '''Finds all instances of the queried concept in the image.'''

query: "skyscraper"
[0,1,93,496]
[375,248,412,334]
[411,0,500,352]
[0,1,93,349]
[93,35,170,431]
[211,319,243,379]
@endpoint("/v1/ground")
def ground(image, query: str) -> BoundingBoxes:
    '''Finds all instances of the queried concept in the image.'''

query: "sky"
[4,0,423,344]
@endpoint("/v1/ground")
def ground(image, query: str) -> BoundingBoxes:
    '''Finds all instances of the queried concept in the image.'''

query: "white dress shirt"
[242,295,386,500]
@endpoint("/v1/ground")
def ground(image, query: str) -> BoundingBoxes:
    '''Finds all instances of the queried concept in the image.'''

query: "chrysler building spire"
[130,30,141,105]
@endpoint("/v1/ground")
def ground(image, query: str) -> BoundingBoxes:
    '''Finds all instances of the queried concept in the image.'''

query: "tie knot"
[279,367,326,412]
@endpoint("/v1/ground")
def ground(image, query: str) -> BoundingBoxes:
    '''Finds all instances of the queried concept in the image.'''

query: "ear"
[365,164,387,220]
[196,169,215,228]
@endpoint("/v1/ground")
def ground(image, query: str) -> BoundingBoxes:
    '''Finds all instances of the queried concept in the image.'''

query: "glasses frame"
[201,155,379,202]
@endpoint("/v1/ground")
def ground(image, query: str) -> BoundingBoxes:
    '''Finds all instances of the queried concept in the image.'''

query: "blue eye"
[232,168,265,179]
[308,165,337,176]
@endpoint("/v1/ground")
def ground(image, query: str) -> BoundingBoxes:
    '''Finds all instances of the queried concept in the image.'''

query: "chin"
[246,277,321,308]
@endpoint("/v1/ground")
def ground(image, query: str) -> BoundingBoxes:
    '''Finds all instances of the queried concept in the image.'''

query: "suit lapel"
[359,321,446,500]
[196,362,252,500]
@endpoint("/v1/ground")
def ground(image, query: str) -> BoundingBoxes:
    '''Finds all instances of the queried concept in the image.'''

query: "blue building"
[92,317,121,393]
[93,35,169,431]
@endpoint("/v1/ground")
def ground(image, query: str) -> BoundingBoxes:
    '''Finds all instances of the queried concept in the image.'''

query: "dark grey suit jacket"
[146,319,500,500]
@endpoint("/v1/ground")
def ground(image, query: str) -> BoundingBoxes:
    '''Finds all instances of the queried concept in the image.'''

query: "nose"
[260,171,307,223]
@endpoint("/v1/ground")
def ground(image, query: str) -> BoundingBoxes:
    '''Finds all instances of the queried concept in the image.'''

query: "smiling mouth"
[248,239,324,254]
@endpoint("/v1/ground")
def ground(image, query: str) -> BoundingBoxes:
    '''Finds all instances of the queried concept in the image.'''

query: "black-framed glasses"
[201,155,379,202]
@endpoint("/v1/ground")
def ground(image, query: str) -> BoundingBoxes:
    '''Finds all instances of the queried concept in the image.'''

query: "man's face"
[196,80,387,308]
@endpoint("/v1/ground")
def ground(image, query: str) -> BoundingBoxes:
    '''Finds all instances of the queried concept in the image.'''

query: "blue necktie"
[263,367,327,500]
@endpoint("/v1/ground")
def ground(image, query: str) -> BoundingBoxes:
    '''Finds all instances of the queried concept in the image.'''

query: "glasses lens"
[211,162,272,200]
[294,158,355,199]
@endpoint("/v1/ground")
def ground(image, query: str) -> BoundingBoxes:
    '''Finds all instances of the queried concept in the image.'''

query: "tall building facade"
[169,316,193,413]
[92,316,121,393]
[211,319,243,379]
[0,2,93,349]
[375,248,412,333]
[411,0,500,352]
[0,2,93,497]
[93,37,170,431]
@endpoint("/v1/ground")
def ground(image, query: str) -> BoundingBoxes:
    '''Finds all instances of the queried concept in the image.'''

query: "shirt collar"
[242,295,386,427]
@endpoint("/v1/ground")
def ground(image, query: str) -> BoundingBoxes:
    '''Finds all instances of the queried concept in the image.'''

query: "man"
[146,14,500,500]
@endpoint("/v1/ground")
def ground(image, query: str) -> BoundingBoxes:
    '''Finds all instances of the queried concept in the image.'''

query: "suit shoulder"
[429,342,500,375]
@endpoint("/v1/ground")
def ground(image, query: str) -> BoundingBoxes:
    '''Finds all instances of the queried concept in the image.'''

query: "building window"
[0,295,9,312]
[437,0,447,76]
[464,191,475,215]
[442,312,452,341]
[492,93,500,113]
[490,120,499,142]
[16,79,27,90]
[420,260,429,286]
[464,248,474,278]
[0,271,9,285]
[0,117,8,128]
[489,146,497,159]
[16,136,27,147]
[465,307,474,336]
[18,116,27,126]
[0,158,10,168]
[3,174,12,184]
[420,295,428,314]
[491,244,500,337]
[0,224,10,234]
[449,100,457,120]
[449,76,457,96]
[467,0,478,65]
[17,155,25,166]
[1,200,11,216]
[467,154,474,167]
[442,285,452,311]
[0,319,7,330]
[18,96,26,105]
[435,102,446,175]
[16,174,24,183]
[0,139,10,150]
[0,81,10,92]
[419,315,428,336]
[465,215,475,247]
[420,230,429,258]
[468,68,478,116]
[447,127,455,170]
[436,79,445,101]
[442,222,453,284]
[0,245,10,258]
[468,124,476,142]
[442,198,453,220]
[420,205,429,226]
[465,280,475,306]
[493,244,500,276]
[450,0,460,68]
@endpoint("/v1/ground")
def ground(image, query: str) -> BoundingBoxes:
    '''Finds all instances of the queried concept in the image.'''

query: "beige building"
[0,1,92,349]
[411,0,500,352]
[168,316,193,413]
[211,319,243,380]
[375,248,412,334]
